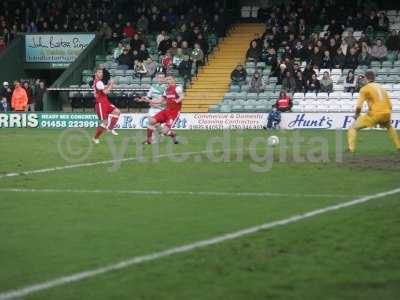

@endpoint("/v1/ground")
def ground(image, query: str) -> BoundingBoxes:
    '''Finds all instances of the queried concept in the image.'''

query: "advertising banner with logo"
[1,112,400,129]
[25,34,95,63]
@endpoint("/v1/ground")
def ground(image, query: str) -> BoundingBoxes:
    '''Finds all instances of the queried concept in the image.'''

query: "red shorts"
[95,101,116,120]
[154,109,180,128]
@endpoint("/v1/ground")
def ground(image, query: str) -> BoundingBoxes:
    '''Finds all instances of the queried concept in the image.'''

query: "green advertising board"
[0,113,99,128]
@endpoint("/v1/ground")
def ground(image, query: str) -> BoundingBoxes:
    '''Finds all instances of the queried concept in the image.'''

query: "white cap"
[3,81,9,86]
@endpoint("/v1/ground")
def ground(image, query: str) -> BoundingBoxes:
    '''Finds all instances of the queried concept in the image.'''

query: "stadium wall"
[1,112,400,130]
[0,35,28,84]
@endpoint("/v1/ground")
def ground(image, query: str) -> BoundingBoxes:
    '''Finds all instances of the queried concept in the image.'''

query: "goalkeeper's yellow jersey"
[356,82,392,114]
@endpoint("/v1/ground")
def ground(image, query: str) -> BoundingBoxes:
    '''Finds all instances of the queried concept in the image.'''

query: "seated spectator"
[340,39,349,56]
[306,74,320,93]
[246,41,261,62]
[355,74,366,92]
[274,63,288,85]
[358,45,372,67]
[295,71,306,93]
[321,50,333,69]
[281,45,293,61]
[370,39,388,61]
[344,70,356,93]
[0,37,6,52]
[261,47,277,66]
[264,105,281,129]
[181,41,192,56]
[377,12,389,32]
[131,33,144,51]
[344,47,359,70]
[358,32,371,46]
[158,35,172,55]
[11,81,28,112]
[136,14,149,34]
[275,90,292,112]
[230,64,247,86]
[161,51,173,75]
[319,72,333,93]
[293,41,306,61]
[123,21,136,39]
[144,58,157,78]
[282,71,296,93]
[178,55,193,88]
[156,30,167,46]
[311,46,322,68]
[137,44,149,62]
[248,71,264,93]
[191,43,204,75]
[345,30,357,49]
[333,48,346,69]
[117,47,133,70]
[134,60,147,78]
[303,64,316,81]
[169,41,179,56]
[173,48,185,67]
[113,42,124,60]
[386,30,400,52]
[328,37,338,58]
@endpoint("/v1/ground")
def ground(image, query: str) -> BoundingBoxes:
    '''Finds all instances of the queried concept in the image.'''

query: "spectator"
[328,37,338,58]
[123,22,135,39]
[274,63,288,85]
[319,72,333,93]
[248,71,264,93]
[293,41,306,61]
[117,47,133,70]
[358,32,371,46]
[321,50,333,69]
[34,81,46,111]
[11,81,28,112]
[178,55,193,88]
[23,81,35,111]
[311,46,322,68]
[246,40,261,62]
[345,31,357,49]
[173,48,185,68]
[113,42,124,60]
[158,35,172,55]
[355,74,366,92]
[169,41,179,56]
[261,47,277,66]
[275,90,292,112]
[264,105,281,129]
[282,71,296,93]
[230,64,247,86]
[370,39,388,61]
[136,15,149,34]
[137,44,149,62]
[161,51,173,75]
[131,34,144,51]
[191,43,204,75]
[156,30,167,46]
[344,47,359,70]
[306,74,320,93]
[377,12,389,32]
[134,60,147,79]
[333,48,346,69]
[358,45,372,67]
[295,71,306,93]
[344,70,356,93]
[0,37,6,52]
[386,30,400,52]
[327,19,343,36]
[144,58,157,78]
[180,41,192,56]
[0,81,12,111]
[340,39,349,56]
[303,64,316,81]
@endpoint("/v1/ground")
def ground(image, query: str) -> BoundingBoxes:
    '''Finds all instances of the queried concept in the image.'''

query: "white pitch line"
[0,188,359,198]
[0,148,240,180]
[0,187,399,300]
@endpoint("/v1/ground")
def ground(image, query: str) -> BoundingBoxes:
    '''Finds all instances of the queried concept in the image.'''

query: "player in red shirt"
[92,67,121,144]
[142,76,183,144]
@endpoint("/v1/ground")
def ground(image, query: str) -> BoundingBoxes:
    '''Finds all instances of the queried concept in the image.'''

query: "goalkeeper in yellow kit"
[348,71,400,152]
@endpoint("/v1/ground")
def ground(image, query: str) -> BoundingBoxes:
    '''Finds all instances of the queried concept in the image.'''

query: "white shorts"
[148,107,162,117]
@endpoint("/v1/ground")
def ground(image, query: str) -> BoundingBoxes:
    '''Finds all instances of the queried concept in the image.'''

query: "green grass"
[0,129,399,300]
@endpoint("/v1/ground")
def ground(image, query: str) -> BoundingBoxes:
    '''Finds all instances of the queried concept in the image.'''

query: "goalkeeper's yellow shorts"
[354,112,391,129]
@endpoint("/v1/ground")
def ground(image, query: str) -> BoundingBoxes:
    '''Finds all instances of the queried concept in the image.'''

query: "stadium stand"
[208,3,400,113]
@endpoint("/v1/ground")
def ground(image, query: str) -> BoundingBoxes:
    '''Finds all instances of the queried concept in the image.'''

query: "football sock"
[94,126,106,139]
[387,126,400,150]
[347,128,357,152]
[108,114,119,130]
[168,131,177,143]
[147,128,153,143]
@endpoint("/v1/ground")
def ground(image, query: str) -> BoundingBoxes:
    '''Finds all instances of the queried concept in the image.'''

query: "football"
[267,135,280,146]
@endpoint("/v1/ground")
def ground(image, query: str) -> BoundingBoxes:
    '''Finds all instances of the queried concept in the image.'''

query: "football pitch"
[0,128,399,300]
